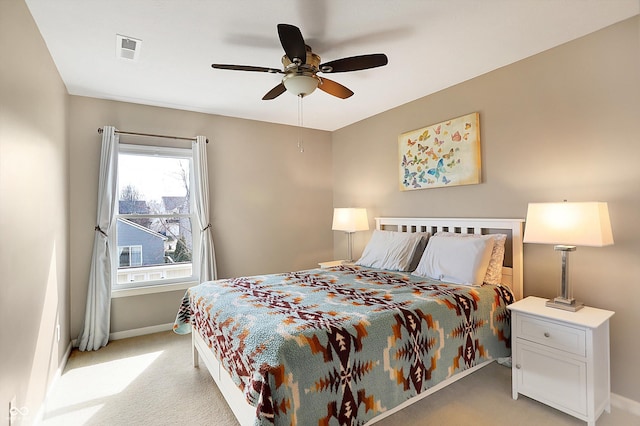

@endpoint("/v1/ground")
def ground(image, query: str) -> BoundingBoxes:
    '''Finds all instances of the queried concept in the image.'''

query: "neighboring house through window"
[114,144,199,290]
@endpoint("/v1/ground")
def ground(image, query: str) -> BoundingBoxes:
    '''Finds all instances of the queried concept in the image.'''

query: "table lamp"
[523,201,613,311]
[332,208,369,262]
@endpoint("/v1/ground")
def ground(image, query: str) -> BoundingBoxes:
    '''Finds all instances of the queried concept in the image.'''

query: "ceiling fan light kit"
[282,73,319,97]
[211,23,388,100]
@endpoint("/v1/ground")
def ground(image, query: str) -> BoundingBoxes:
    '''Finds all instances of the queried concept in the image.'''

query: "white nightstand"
[508,296,614,426]
[318,260,350,268]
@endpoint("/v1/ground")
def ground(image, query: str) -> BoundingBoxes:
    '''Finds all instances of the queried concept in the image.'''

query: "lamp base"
[545,297,584,312]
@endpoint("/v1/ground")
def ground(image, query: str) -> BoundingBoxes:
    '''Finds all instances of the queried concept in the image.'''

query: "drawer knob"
[515,364,521,369]
[544,332,550,338]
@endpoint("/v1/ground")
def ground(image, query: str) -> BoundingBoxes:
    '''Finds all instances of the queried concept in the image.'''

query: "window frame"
[111,143,200,296]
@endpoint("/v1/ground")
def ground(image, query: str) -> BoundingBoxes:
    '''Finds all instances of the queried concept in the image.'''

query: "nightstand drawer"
[516,314,586,356]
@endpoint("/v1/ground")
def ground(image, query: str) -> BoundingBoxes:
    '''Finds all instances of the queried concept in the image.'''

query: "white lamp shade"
[332,208,369,232]
[283,74,319,96]
[523,202,614,247]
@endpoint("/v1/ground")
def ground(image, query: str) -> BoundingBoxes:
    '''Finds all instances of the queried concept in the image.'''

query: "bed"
[174,217,524,425]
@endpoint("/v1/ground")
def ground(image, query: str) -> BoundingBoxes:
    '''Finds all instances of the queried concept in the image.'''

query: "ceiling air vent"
[116,34,142,61]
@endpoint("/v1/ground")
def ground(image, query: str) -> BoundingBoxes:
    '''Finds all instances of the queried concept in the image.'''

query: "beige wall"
[0,0,70,423]
[332,16,640,402]
[68,97,334,336]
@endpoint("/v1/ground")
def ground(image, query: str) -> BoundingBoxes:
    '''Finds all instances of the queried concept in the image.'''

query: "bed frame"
[192,217,524,426]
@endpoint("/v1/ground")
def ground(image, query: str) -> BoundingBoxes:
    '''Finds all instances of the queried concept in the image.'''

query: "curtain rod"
[97,128,208,143]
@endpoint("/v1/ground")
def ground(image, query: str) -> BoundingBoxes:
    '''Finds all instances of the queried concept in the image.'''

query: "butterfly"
[419,130,430,141]
[463,132,470,140]
[401,154,414,167]
[434,125,441,135]
[434,137,444,147]
[417,170,427,183]
[442,148,455,159]
[465,123,472,130]
[447,158,461,168]
[404,168,416,178]
[424,147,438,160]
[407,138,416,146]
[442,176,451,184]
[417,143,429,153]
[403,168,417,186]
[452,131,462,142]
[412,178,421,188]
[427,158,447,180]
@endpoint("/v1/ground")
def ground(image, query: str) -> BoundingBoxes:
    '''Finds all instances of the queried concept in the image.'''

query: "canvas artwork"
[398,112,481,191]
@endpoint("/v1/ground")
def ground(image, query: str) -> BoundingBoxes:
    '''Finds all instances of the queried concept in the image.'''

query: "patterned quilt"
[173,265,514,426]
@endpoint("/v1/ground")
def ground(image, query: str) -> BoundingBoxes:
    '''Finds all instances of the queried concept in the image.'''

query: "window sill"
[111,280,198,298]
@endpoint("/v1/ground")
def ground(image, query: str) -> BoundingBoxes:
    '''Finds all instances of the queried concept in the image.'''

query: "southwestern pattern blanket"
[173,265,514,425]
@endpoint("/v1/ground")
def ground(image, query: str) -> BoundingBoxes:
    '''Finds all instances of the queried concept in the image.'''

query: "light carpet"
[40,331,637,425]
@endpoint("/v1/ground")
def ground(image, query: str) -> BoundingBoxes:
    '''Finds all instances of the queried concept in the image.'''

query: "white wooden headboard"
[375,217,524,300]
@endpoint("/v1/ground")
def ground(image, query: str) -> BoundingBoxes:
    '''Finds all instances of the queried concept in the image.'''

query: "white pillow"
[434,232,507,285]
[412,235,495,286]
[356,230,425,271]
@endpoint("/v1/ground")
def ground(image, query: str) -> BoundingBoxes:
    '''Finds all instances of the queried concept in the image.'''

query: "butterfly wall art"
[398,112,481,191]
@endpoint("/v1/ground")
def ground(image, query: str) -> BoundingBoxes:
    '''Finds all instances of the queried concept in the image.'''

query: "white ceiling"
[26,0,639,131]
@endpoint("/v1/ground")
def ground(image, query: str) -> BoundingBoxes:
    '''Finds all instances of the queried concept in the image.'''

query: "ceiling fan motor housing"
[281,46,321,71]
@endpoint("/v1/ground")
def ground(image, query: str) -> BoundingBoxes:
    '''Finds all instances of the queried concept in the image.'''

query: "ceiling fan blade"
[277,24,307,65]
[318,77,354,99]
[319,53,388,73]
[212,64,282,73]
[262,83,287,100]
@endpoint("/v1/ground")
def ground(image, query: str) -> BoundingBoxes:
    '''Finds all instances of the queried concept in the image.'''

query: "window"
[113,144,199,290]
[118,245,142,267]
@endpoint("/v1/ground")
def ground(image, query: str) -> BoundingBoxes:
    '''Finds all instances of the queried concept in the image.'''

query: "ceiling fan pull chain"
[297,94,304,153]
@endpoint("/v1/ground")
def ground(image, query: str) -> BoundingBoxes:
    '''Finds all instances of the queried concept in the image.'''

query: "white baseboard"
[70,323,175,348]
[109,322,174,340]
[611,392,640,417]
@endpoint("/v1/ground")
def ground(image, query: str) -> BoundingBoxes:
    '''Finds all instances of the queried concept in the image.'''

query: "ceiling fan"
[212,24,388,100]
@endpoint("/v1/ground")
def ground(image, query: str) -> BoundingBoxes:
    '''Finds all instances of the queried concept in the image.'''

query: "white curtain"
[193,136,217,282]
[77,126,119,351]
